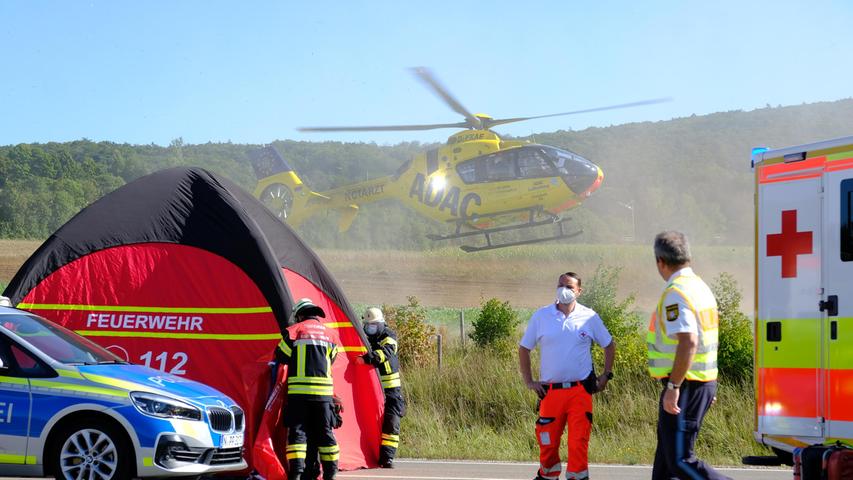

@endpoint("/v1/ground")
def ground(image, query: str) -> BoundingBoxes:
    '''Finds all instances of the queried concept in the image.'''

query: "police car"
[0,298,247,479]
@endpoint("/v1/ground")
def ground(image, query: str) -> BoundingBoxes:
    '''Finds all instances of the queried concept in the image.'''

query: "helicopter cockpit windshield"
[539,146,600,195]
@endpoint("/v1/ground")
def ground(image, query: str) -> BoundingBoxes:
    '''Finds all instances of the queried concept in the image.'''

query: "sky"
[2,1,852,146]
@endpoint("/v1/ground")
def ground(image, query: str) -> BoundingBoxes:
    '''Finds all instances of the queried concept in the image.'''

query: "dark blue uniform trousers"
[652,380,732,480]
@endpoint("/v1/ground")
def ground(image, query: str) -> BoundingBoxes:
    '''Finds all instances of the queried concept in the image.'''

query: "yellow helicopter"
[252,68,667,252]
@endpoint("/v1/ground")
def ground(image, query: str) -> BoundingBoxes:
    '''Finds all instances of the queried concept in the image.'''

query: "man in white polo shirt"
[519,272,616,480]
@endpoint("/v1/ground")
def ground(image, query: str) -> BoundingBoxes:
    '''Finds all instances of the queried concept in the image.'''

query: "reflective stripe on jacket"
[365,327,401,389]
[275,319,340,398]
[647,271,719,381]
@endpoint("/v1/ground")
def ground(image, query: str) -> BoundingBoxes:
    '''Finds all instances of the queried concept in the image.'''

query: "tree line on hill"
[2,99,853,248]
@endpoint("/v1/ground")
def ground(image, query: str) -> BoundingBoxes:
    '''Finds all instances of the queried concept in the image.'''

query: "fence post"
[459,310,465,345]
[435,334,443,369]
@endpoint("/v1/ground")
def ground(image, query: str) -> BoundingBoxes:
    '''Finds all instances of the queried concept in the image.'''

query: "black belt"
[660,378,713,387]
[543,381,583,391]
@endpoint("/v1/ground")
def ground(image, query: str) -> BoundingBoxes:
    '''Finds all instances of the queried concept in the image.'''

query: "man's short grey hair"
[654,231,692,267]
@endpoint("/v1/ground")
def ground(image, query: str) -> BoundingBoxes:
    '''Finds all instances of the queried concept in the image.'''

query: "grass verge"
[399,339,768,465]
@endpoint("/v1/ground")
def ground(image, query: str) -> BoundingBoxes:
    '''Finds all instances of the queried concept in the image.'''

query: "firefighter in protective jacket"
[360,307,405,468]
[274,298,341,480]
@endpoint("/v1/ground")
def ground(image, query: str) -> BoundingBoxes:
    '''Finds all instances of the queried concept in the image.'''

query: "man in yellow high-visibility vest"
[648,231,731,480]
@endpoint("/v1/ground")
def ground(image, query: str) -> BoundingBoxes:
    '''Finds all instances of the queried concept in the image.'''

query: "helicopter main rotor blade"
[410,67,482,129]
[299,121,470,132]
[483,97,673,129]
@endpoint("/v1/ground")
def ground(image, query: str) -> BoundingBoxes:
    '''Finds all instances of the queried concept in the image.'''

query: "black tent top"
[4,167,360,334]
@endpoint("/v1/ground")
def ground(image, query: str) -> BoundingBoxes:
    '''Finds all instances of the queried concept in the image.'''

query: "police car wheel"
[261,183,293,219]
[50,424,132,480]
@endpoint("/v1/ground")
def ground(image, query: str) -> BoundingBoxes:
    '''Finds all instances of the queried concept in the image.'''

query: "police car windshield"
[1,314,122,365]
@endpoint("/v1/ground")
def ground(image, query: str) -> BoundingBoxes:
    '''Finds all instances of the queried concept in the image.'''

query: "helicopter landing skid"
[426,207,582,252]
[458,219,582,253]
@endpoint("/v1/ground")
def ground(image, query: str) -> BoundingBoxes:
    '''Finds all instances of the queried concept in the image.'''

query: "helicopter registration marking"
[409,173,481,218]
[447,132,486,144]
[345,184,385,202]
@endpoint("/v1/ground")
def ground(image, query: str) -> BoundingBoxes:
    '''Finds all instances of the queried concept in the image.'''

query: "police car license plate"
[221,433,244,448]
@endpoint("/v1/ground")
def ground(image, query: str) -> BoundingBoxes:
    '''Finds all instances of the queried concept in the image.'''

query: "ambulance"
[751,135,853,463]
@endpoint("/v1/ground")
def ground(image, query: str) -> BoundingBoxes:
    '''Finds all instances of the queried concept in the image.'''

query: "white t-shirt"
[519,302,613,383]
[660,267,699,338]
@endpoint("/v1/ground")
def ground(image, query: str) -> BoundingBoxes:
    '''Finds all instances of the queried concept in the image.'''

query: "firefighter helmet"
[362,307,385,323]
[291,298,326,322]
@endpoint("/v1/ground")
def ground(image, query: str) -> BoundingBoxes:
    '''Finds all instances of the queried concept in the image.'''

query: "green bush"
[402,335,768,464]
[470,298,519,354]
[581,265,646,376]
[711,272,753,385]
[383,296,436,368]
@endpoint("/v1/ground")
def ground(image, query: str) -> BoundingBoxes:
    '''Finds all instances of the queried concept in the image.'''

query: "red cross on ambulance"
[766,209,813,278]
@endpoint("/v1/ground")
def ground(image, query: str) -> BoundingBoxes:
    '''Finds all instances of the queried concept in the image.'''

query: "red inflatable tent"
[3,167,384,475]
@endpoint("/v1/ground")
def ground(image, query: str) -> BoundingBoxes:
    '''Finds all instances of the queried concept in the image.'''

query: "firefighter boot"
[303,463,320,480]
[378,451,394,468]
[321,461,337,480]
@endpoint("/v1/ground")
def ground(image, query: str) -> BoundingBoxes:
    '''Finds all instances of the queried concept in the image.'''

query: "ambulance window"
[841,179,853,261]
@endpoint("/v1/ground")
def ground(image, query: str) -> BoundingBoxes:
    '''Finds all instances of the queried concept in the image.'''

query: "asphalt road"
[0,459,792,479]
[338,459,792,480]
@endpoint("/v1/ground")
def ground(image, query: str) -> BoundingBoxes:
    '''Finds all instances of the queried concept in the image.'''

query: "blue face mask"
[364,323,381,336]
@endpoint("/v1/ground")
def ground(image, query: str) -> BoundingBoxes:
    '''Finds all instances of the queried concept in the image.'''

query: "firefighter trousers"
[535,385,592,480]
[652,380,732,480]
[285,397,339,480]
[380,387,406,463]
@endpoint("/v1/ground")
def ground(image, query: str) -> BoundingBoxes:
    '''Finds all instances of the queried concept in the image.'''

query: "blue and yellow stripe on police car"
[0,454,36,464]
[2,374,127,400]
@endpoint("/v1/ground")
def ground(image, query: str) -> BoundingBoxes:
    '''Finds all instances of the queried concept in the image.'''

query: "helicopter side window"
[484,151,517,182]
[456,159,478,184]
[517,148,556,179]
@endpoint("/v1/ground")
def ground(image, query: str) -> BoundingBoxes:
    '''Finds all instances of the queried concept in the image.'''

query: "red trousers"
[535,386,592,480]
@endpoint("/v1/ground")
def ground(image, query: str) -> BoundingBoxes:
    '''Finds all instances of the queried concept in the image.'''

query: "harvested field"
[0,239,40,288]
[0,240,753,313]
[320,245,753,313]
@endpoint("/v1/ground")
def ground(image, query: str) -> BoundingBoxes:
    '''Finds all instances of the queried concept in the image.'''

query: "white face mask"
[556,286,576,305]
[364,323,381,336]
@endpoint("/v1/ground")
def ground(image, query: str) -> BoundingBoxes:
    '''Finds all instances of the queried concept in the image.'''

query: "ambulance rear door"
[757,156,823,439]
[821,154,853,442]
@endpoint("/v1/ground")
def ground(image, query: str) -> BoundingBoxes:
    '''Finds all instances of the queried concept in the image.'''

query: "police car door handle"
[819,295,838,317]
